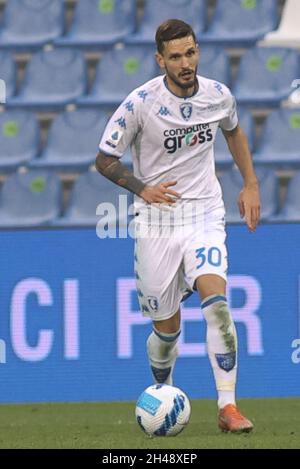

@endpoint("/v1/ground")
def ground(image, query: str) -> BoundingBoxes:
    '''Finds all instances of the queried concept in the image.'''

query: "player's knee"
[147,327,181,359]
[196,275,226,299]
[153,309,181,334]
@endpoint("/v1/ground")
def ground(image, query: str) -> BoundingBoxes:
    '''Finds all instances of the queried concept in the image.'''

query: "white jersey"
[99,75,238,223]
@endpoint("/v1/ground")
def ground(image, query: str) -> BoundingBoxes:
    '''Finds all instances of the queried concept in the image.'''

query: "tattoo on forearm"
[96,155,145,196]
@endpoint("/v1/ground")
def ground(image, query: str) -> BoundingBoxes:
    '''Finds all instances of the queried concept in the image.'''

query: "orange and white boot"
[218,404,254,433]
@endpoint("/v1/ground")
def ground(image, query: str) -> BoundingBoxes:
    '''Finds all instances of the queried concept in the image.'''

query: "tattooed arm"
[95,152,180,204]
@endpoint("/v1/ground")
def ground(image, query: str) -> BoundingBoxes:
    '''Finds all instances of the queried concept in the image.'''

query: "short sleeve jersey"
[99,75,238,216]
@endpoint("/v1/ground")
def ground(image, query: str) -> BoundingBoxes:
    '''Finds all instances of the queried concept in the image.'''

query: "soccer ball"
[135,384,191,437]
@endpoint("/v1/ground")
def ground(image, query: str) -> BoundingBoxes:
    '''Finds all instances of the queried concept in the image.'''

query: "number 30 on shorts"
[195,247,222,269]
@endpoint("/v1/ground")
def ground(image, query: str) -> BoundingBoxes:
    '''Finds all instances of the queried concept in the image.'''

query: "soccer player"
[96,19,260,433]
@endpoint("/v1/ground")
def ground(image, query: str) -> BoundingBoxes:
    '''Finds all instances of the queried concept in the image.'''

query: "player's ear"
[155,52,165,70]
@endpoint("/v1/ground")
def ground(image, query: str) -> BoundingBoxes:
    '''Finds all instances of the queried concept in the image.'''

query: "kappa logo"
[157,106,171,117]
[214,82,224,95]
[115,117,126,129]
[147,296,159,312]
[180,103,193,121]
[124,101,134,114]
[137,90,148,102]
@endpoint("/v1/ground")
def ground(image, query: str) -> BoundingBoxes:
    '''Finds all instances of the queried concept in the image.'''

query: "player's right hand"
[139,181,181,204]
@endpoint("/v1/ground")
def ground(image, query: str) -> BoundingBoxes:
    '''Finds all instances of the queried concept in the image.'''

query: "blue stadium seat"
[214,107,255,167]
[0,170,62,227]
[78,45,157,107]
[8,48,87,110]
[199,47,230,86]
[31,109,108,171]
[219,167,278,222]
[201,0,278,46]
[57,170,133,226]
[233,47,299,107]
[0,51,16,101]
[254,109,300,168]
[126,0,207,44]
[0,0,64,49]
[275,171,300,221]
[56,0,135,48]
[0,110,40,171]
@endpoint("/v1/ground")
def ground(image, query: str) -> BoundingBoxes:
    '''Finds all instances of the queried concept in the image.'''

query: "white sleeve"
[99,92,140,158]
[219,92,238,132]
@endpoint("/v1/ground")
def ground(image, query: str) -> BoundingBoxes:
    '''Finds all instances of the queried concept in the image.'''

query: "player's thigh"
[183,215,228,294]
[135,232,185,321]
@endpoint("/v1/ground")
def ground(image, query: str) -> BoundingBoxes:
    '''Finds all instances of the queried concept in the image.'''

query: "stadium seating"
[214,107,255,167]
[0,170,62,227]
[219,167,278,222]
[31,109,108,171]
[233,46,300,107]
[78,44,157,107]
[201,0,278,46]
[57,170,133,226]
[0,0,296,228]
[56,0,136,48]
[261,0,300,48]
[8,48,87,109]
[0,51,16,101]
[0,0,64,50]
[0,109,40,171]
[275,171,300,221]
[199,47,230,86]
[126,0,207,44]
[254,108,300,168]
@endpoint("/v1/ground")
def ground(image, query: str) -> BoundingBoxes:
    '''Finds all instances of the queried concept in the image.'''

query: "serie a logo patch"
[105,127,123,149]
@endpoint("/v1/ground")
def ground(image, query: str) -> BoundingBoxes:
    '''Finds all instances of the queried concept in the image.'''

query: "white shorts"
[134,208,228,321]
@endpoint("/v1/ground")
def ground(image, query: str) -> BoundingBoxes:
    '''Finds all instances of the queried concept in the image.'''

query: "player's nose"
[180,56,190,68]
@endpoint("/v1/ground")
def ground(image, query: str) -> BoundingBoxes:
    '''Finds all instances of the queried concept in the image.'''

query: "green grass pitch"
[0,398,299,449]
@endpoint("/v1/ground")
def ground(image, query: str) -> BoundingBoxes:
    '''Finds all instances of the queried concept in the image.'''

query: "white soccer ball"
[135,384,191,437]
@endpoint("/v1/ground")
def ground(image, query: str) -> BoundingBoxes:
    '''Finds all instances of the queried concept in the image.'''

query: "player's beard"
[165,65,198,91]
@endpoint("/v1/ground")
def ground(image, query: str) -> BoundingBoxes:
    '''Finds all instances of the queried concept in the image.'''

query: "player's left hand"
[238,182,261,232]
